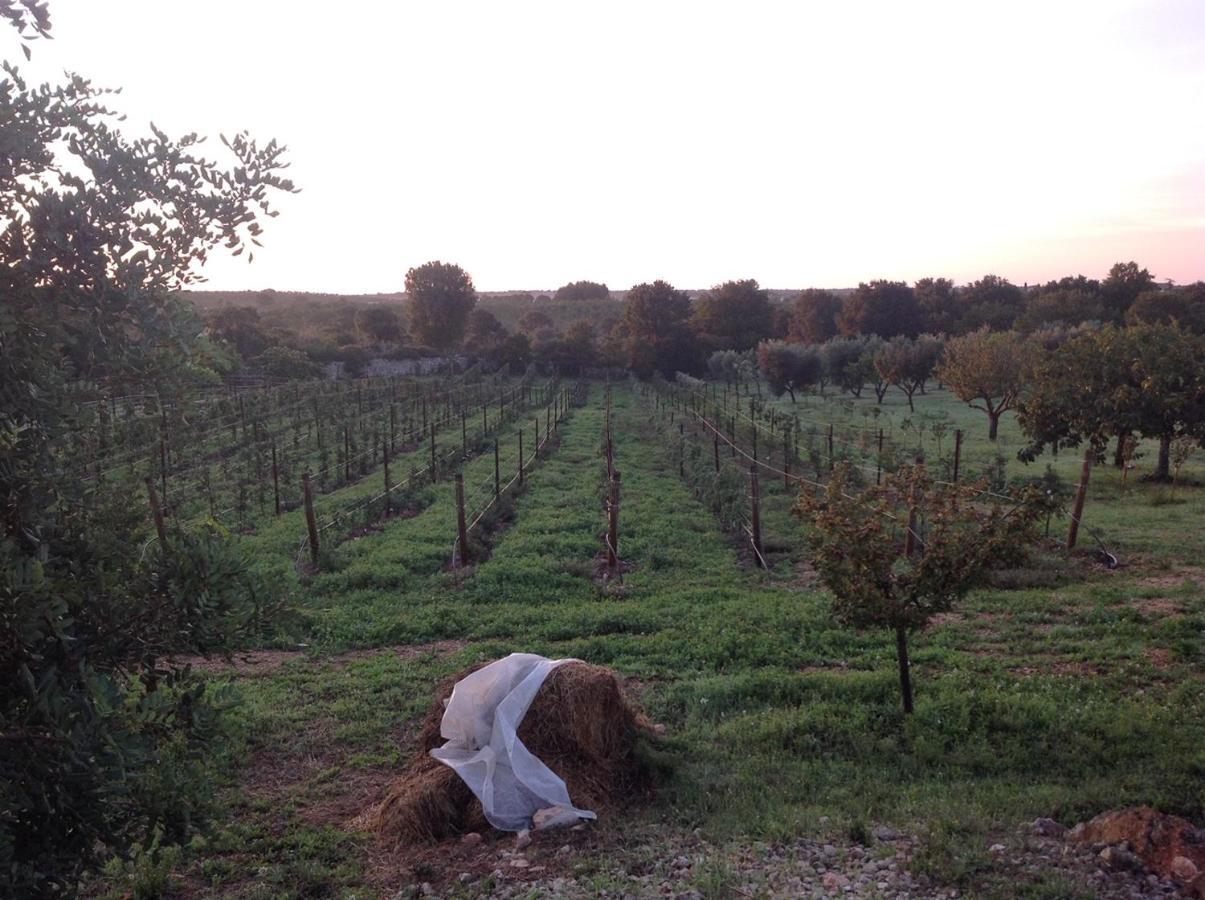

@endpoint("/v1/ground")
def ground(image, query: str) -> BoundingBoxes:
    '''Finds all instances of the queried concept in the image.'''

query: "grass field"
[102,381,1205,899]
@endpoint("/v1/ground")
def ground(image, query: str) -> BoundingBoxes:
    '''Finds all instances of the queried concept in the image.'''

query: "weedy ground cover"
[103,383,1204,898]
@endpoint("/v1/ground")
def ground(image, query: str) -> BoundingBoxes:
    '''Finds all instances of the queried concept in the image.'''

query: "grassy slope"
[131,383,1204,898]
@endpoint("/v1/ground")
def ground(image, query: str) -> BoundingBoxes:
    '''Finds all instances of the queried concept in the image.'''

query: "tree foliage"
[837,280,919,339]
[691,279,772,351]
[756,340,821,402]
[796,464,1042,712]
[552,279,609,302]
[787,288,841,344]
[622,280,699,378]
[1018,323,1205,479]
[936,329,1038,440]
[1,27,295,893]
[404,260,477,349]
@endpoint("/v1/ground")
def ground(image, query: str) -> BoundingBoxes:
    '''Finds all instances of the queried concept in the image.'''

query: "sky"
[15,0,1205,292]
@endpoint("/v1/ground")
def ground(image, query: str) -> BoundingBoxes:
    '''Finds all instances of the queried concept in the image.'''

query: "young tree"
[1125,283,1205,334]
[788,288,841,344]
[936,329,1038,439]
[796,464,1041,713]
[404,260,477,349]
[836,280,920,338]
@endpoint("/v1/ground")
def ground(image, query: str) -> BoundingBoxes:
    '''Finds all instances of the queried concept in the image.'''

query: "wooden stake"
[518,429,524,483]
[383,433,392,516]
[271,442,281,516]
[876,428,884,485]
[749,464,765,567]
[1067,445,1093,551]
[494,437,500,497]
[827,423,835,472]
[455,473,470,567]
[952,429,963,482]
[607,470,621,570]
[302,472,320,566]
[429,424,437,480]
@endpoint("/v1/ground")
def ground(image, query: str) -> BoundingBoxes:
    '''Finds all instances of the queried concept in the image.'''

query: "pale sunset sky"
[18,0,1205,292]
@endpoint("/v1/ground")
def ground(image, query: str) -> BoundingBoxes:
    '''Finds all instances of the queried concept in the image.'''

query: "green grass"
[136,381,1204,898]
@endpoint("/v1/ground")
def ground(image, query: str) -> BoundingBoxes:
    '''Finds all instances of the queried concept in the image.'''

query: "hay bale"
[360,661,654,843]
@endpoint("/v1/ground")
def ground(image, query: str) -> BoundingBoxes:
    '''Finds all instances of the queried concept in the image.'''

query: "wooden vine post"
[952,429,963,483]
[494,438,500,497]
[897,458,924,714]
[455,473,470,567]
[302,472,320,567]
[382,432,392,516]
[714,433,720,474]
[876,428,884,485]
[749,464,765,567]
[607,470,622,572]
[827,423,835,472]
[1066,446,1093,551]
[271,441,281,516]
[518,429,524,484]
[429,423,437,480]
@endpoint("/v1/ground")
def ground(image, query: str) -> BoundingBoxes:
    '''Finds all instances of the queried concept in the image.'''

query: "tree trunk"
[905,389,915,412]
[786,385,796,403]
[988,411,1000,441]
[1155,434,1171,481]
[895,626,914,714]
[1113,432,1126,468]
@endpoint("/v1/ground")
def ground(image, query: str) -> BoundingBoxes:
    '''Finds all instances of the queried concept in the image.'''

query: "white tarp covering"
[430,653,597,832]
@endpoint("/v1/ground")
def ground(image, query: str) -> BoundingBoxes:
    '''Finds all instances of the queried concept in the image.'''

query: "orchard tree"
[517,308,554,336]
[936,329,1038,440]
[404,260,477,349]
[788,288,841,344]
[821,335,878,398]
[692,278,773,350]
[1,16,295,893]
[757,340,822,402]
[836,280,920,338]
[208,305,270,360]
[873,335,942,411]
[1018,323,1205,480]
[796,464,1041,713]
[1016,286,1105,332]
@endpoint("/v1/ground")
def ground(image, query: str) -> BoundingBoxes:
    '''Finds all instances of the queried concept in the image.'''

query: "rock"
[420,883,434,897]
[515,829,531,850]
[989,843,1007,854]
[1032,817,1067,839]
[1172,856,1200,882]
[457,873,472,884]
[873,826,901,842]
[1099,845,1143,872]
[460,832,483,846]
[510,858,529,869]
[822,872,850,890]
[557,844,572,856]
[1069,806,1205,884]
